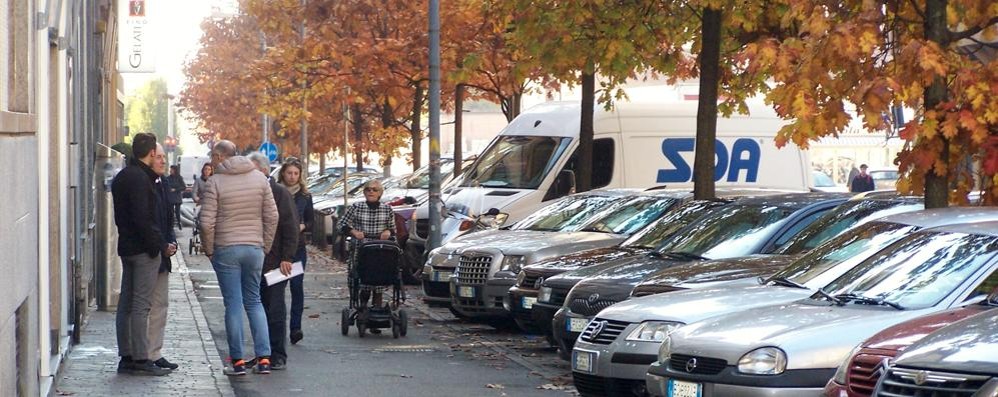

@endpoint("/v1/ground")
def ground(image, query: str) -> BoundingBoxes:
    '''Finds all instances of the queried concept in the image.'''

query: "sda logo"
[656,138,761,183]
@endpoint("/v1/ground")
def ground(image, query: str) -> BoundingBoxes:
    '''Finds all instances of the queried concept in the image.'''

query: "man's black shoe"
[153,357,179,370]
[117,357,133,373]
[272,359,287,371]
[290,329,303,345]
[128,361,171,376]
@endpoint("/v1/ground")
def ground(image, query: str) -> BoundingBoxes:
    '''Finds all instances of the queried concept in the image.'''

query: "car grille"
[456,254,492,285]
[630,284,686,298]
[579,318,630,344]
[548,287,569,306]
[848,353,895,396]
[568,296,620,316]
[877,367,991,396]
[415,219,428,238]
[668,353,727,375]
[572,372,647,397]
[519,272,541,288]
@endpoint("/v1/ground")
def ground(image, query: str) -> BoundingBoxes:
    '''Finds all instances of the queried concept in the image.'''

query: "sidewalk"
[52,240,235,397]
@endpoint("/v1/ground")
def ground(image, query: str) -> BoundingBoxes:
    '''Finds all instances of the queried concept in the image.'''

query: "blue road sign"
[259,142,279,162]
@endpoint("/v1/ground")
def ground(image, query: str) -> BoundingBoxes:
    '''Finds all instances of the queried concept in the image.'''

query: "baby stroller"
[340,237,409,338]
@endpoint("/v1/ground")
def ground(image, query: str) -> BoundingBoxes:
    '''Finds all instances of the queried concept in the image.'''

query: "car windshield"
[655,204,792,260]
[821,231,998,310]
[771,221,921,286]
[512,194,621,232]
[406,160,455,189]
[776,200,923,255]
[622,200,727,249]
[571,196,680,235]
[460,136,571,189]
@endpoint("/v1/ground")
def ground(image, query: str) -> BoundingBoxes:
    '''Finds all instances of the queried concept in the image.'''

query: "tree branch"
[948,16,998,43]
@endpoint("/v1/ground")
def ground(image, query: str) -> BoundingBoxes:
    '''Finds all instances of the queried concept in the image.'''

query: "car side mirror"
[403,196,417,205]
[485,208,500,216]
[555,169,576,195]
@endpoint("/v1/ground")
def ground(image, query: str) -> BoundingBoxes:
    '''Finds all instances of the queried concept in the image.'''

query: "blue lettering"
[728,138,760,182]
[656,137,762,183]
[657,138,694,183]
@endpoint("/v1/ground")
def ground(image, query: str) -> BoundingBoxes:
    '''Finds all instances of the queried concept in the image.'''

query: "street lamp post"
[427,0,442,250]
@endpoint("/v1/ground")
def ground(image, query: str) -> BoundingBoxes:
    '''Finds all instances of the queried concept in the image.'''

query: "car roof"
[876,207,998,228]
[727,192,851,209]
[922,220,998,237]
[846,191,923,204]
[575,188,645,198]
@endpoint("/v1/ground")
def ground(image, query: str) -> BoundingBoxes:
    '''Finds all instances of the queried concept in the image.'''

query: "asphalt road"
[179,228,575,397]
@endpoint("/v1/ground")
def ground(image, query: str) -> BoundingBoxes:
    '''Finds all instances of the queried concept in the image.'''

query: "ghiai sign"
[118,0,155,73]
[657,138,761,183]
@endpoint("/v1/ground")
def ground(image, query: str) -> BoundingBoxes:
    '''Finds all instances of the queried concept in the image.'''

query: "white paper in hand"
[264,261,304,286]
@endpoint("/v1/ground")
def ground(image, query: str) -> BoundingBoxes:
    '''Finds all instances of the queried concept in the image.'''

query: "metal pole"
[260,31,268,145]
[343,88,350,209]
[299,0,309,175]
[427,0,442,249]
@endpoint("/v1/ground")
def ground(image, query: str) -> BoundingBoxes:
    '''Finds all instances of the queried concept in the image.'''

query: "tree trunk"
[577,72,596,193]
[352,104,364,172]
[923,0,949,208]
[410,83,424,172]
[511,92,522,120]
[454,84,465,176]
[382,98,394,177]
[319,153,325,175]
[693,7,722,200]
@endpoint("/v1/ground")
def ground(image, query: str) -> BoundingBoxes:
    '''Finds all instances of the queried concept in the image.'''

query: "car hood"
[635,255,795,290]
[671,301,937,370]
[863,304,994,353]
[498,232,626,261]
[438,229,551,254]
[525,246,649,275]
[894,308,998,374]
[598,284,814,325]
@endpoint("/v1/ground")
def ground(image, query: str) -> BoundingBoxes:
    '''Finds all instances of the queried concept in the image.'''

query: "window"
[512,194,619,232]
[769,209,831,252]
[461,136,571,189]
[573,196,679,235]
[777,201,924,255]
[966,270,998,301]
[657,204,793,259]
[560,138,616,189]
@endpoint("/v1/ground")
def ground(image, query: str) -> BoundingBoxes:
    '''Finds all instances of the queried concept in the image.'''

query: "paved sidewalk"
[52,244,234,397]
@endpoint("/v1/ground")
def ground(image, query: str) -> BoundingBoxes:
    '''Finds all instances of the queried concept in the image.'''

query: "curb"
[174,248,236,397]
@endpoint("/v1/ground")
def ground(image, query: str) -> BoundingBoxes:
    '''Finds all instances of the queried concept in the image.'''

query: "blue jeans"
[290,246,307,331]
[212,245,270,360]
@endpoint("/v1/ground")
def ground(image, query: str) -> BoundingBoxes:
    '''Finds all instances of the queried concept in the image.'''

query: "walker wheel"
[399,309,409,337]
[340,308,350,336]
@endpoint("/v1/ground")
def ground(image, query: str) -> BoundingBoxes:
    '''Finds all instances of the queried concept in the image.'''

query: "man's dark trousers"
[115,252,162,361]
[261,279,289,362]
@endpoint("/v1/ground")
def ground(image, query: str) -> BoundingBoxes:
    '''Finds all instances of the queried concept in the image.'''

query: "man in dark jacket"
[148,143,180,371]
[249,153,298,370]
[167,165,186,229]
[850,164,876,193]
[111,132,170,376]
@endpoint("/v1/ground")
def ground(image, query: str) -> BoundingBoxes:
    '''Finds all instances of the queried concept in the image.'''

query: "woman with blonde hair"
[277,158,314,344]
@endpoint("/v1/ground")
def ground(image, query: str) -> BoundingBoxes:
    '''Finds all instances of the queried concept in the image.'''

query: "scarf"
[286,183,301,196]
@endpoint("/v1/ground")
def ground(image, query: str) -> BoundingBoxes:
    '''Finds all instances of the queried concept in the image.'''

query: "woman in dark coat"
[278,158,314,344]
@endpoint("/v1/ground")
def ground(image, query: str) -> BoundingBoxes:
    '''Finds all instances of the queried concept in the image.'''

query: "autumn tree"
[748,0,998,206]
[126,78,170,142]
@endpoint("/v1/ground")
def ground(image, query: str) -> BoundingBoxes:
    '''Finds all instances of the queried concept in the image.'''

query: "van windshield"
[461,136,572,189]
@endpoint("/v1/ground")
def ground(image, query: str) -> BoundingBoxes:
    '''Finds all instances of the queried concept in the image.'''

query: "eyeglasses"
[364,187,382,192]
[283,157,302,166]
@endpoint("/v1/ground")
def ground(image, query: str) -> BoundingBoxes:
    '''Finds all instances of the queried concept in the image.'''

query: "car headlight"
[657,336,673,364]
[477,212,510,228]
[317,207,334,216]
[738,347,788,375]
[539,286,553,303]
[500,255,527,273]
[626,321,683,342]
[832,344,864,385]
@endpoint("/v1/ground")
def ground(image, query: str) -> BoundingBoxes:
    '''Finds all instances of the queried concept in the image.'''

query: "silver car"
[645,220,998,397]
[448,190,690,320]
[569,207,995,395]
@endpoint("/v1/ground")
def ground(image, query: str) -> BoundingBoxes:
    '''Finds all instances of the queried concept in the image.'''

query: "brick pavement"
[52,243,234,397]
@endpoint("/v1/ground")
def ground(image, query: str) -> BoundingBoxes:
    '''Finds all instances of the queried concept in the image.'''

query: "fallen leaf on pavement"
[486,384,505,389]
[400,374,413,378]
[538,384,569,390]
[308,314,320,319]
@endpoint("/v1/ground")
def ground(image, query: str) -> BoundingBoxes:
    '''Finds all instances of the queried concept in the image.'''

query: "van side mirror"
[403,196,417,205]
[544,170,576,201]
[485,208,500,216]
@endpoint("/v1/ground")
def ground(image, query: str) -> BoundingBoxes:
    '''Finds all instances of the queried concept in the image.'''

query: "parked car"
[510,199,732,339]
[825,288,998,397]
[570,208,998,397]
[868,167,898,191]
[551,192,849,360]
[421,190,639,306]
[631,192,923,296]
[872,298,998,397]
[645,220,998,397]
[448,190,690,323]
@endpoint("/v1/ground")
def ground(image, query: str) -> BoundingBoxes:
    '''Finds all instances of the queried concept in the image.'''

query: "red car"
[823,297,997,397]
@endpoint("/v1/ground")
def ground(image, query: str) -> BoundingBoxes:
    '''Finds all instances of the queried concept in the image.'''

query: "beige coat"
[199,156,278,255]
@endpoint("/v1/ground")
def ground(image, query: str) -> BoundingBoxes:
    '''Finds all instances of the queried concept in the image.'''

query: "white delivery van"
[406,101,811,260]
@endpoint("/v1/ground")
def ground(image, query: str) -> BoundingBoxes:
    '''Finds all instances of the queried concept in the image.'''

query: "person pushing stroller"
[338,180,395,314]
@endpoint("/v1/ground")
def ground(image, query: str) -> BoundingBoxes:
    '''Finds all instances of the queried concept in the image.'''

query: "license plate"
[667,379,702,397]
[567,317,589,333]
[572,350,597,374]
[458,286,475,298]
[432,271,452,282]
[521,296,537,309]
